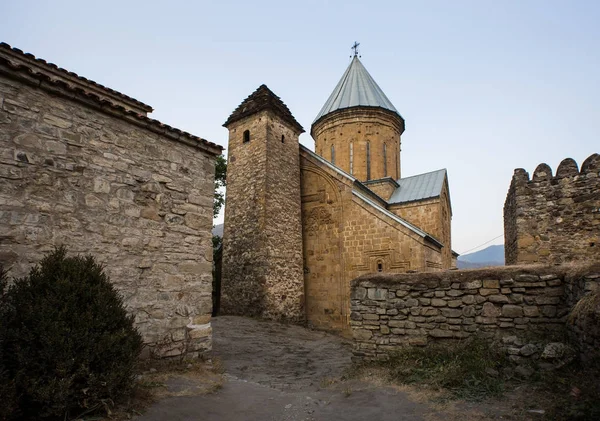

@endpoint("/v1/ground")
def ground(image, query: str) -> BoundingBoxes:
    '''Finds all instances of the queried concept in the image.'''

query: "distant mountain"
[212,223,224,237]
[457,244,504,269]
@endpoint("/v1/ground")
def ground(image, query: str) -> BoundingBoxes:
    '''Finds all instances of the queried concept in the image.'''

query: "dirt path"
[135,316,451,421]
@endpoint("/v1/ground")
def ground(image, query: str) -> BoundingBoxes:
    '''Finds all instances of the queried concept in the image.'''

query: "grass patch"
[375,337,506,401]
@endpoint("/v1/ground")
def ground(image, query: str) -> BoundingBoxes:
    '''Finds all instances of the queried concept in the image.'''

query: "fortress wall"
[503,154,600,265]
[0,72,217,358]
[350,264,600,364]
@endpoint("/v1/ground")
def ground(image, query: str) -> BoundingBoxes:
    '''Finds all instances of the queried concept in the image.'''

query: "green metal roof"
[313,56,402,124]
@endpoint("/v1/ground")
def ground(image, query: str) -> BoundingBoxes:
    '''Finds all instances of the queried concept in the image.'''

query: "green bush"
[0,247,143,420]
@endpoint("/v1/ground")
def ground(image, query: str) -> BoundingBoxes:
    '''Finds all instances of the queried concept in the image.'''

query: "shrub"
[0,247,143,420]
[0,265,18,421]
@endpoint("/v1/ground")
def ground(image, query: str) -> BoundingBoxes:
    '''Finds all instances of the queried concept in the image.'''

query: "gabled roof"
[0,43,222,156]
[313,56,402,124]
[299,145,443,248]
[224,84,304,133]
[389,169,447,205]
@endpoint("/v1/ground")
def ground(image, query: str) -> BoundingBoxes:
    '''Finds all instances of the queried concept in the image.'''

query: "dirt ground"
[134,316,527,421]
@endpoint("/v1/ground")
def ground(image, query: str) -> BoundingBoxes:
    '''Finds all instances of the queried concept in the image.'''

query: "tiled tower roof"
[224,84,304,133]
[313,56,402,124]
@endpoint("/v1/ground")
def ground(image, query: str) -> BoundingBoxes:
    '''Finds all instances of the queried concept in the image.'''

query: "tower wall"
[311,108,403,182]
[221,110,305,321]
[504,154,600,265]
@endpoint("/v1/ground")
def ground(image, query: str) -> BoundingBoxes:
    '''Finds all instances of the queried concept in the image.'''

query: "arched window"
[243,130,250,143]
[281,135,285,143]
[377,260,383,272]
[383,143,387,177]
[349,142,354,175]
[366,141,371,180]
[331,145,335,165]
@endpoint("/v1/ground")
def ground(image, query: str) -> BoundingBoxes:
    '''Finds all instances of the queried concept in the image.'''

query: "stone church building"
[221,55,456,333]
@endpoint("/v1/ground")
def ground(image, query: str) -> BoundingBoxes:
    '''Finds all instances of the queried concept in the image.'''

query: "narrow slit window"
[331,145,335,165]
[243,130,250,143]
[377,261,383,272]
[349,142,354,175]
[281,135,285,143]
[383,143,387,177]
[366,141,371,180]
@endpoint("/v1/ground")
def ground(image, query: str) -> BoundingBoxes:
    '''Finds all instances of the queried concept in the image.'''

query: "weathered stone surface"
[504,155,600,265]
[0,66,218,359]
[502,305,524,318]
[351,258,600,364]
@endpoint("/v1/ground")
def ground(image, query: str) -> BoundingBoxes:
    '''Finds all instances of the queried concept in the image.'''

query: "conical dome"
[313,56,402,124]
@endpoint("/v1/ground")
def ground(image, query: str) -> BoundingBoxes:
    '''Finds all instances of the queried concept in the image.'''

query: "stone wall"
[311,108,403,182]
[350,264,600,362]
[504,154,600,265]
[0,64,220,358]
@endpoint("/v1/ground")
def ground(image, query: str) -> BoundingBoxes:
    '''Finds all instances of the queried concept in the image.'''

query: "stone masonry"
[311,108,404,182]
[350,263,600,362]
[504,154,600,265]
[0,43,222,358]
[221,86,305,322]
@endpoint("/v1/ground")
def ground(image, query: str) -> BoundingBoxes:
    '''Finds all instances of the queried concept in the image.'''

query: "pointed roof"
[389,169,448,205]
[224,84,304,133]
[313,56,402,124]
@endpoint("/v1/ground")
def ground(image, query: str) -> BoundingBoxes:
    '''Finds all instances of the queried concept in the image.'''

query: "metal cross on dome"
[351,41,360,57]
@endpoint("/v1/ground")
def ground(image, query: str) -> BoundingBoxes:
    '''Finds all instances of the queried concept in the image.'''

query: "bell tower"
[220,85,305,322]
[311,54,405,184]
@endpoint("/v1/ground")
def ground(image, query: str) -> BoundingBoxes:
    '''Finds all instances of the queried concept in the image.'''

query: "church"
[221,51,456,334]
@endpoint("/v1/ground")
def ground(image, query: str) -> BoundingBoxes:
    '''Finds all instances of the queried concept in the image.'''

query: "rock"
[485,367,499,377]
[515,365,534,379]
[541,342,573,360]
[502,304,523,318]
[519,343,538,357]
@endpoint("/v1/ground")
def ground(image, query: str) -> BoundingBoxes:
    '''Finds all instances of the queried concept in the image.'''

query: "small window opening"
[331,145,335,165]
[377,261,383,272]
[281,135,285,143]
[243,130,250,143]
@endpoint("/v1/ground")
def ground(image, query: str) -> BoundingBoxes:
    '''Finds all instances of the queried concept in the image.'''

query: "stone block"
[502,305,524,318]
[431,298,447,307]
[429,329,453,338]
[368,288,388,301]
[483,279,500,288]
[461,280,482,289]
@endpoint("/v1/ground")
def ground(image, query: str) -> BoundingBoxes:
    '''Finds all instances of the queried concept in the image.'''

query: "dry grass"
[102,358,225,420]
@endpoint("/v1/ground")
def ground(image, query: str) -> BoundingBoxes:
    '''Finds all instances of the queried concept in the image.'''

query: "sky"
[2,0,599,255]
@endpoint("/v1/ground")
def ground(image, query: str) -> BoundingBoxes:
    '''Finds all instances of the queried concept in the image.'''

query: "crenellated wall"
[504,154,600,265]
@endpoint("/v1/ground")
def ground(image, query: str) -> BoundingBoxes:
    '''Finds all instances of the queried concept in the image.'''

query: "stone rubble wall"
[503,154,600,265]
[350,264,600,364]
[0,73,217,359]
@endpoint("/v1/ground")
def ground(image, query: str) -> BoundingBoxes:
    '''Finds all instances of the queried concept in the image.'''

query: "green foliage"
[0,247,143,420]
[381,337,505,400]
[0,265,17,421]
[213,154,227,218]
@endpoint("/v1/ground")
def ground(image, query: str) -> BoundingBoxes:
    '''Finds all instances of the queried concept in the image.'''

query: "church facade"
[221,56,455,333]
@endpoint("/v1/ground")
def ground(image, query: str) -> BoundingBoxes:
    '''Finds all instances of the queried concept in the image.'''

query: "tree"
[214,154,227,218]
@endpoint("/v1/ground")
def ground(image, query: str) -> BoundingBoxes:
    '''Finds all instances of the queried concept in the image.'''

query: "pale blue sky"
[2,0,598,254]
